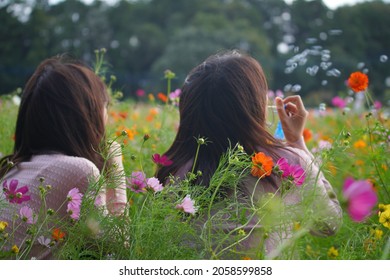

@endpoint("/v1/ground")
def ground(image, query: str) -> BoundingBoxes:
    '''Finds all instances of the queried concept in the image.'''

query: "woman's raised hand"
[275,95,308,144]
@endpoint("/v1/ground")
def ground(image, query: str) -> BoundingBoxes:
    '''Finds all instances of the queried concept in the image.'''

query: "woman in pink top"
[0,56,127,259]
[156,50,342,259]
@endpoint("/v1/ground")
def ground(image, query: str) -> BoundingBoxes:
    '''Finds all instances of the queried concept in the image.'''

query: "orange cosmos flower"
[251,152,274,178]
[347,72,369,92]
[52,228,66,241]
[353,139,367,149]
[302,128,312,142]
[157,92,168,103]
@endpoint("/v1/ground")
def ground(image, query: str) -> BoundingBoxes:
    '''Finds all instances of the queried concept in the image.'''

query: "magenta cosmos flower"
[343,177,377,222]
[2,179,30,204]
[331,96,346,109]
[175,195,197,214]
[276,158,306,186]
[127,171,147,193]
[152,153,173,166]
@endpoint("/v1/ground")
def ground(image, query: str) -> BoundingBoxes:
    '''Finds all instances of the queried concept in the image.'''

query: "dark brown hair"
[0,55,108,177]
[156,50,285,186]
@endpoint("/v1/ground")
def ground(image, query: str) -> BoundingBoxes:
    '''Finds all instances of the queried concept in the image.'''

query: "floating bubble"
[312,45,323,51]
[328,29,342,35]
[319,103,326,111]
[319,32,328,40]
[326,68,341,77]
[291,84,302,92]
[284,84,292,92]
[306,37,318,44]
[321,53,331,61]
[357,62,365,69]
[320,62,332,70]
[385,77,390,87]
[284,67,294,74]
[346,96,354,104]
[306,65,319,76]
[380,55,388,63]
[299,58,307,65]
[321,80,328,86]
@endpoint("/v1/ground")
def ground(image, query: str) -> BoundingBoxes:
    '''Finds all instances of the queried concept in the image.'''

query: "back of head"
[1,55,108,175]
[157,50,279,186]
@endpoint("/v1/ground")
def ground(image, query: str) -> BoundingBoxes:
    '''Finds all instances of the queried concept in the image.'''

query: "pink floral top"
[0,154,127,259]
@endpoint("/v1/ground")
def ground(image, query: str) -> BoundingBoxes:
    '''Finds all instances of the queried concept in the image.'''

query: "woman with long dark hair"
[156,50,342,258]
[0,56,127,259]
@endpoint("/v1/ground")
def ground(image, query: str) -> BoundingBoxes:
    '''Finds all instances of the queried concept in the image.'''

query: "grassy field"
[0,73,389,260]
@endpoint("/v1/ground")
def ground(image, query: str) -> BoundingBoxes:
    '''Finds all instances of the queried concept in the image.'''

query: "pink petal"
[348,191,378,222]
[342,177,356,198]
[9,179,19,192]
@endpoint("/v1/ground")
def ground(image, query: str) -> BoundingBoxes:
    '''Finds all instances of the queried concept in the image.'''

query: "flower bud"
[143,134,150,141]
[197,138,205,145]
[47,208,54,215]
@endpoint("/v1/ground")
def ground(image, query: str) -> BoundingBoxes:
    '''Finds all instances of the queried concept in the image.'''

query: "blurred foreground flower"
[331,96,346,109]
[0,221,8,232]
[342,177,377,222]
[2,179,30,204]
[347,72,369,93]
[176,195,197,214]
[327,246,339,258]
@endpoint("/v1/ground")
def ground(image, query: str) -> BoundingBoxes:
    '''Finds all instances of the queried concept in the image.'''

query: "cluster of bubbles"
[282,29,343,92]
[282,29,389,94]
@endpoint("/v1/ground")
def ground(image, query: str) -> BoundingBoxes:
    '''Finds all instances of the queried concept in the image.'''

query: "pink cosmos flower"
[66,188,83,221]
[37,236,51,248]
[67,203,81,220]
[276,158,290,177]
[152,153,173,167]
[331,96,346,109]
[127,171,147,193]
[169,88,181,99]
[343,177,377,222]
[94,194,104,207]
[20,206,36,224]
[67,188,83,207]
[374,100,382,110]
[146,177,163,193]
[275,158,306,186]
[288,165,306,186]
[136,88,145,97]
[2,179,30,204]
[175,195,197,214]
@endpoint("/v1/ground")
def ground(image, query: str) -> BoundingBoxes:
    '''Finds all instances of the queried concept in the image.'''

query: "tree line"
[1,0,389,105]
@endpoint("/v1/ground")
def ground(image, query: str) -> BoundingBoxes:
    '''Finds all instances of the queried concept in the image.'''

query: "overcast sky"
[47,0,390,10]
[286,0,390,9]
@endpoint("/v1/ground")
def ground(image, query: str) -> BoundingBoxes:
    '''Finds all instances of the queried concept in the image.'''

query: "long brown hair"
[0,55,108,177]
[156,50,286,186]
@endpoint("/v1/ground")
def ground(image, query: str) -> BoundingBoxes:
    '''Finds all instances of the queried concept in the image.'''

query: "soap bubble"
[380,55,388,63]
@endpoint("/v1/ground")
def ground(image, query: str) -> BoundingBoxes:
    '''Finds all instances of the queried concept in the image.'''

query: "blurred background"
[0,0,389,106]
